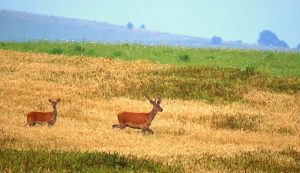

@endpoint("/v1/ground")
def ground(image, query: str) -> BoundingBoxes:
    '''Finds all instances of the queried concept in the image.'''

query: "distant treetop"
[126,22,134,29]
[296,43,300,50]
[140,24,146,29]
[258,30,289,48]
[211,36,223,45]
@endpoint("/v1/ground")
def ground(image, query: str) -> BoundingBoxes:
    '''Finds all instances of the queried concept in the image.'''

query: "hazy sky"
[1,0,300,47]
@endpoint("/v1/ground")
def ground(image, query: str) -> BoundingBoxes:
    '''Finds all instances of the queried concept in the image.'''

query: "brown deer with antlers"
[112,95,163,134]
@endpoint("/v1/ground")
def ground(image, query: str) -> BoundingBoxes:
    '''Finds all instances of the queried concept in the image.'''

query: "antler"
[144,93,151,101]
[157,94,161,104]
[144,93,156,104]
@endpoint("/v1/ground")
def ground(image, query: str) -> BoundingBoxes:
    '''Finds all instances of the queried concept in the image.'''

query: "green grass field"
[1,41,300,78]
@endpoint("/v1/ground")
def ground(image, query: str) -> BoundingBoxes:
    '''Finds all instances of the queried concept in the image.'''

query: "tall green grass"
[0,149,181,172]
[193,147,300,172]
[1,41,300,78]
[1,148,299,173]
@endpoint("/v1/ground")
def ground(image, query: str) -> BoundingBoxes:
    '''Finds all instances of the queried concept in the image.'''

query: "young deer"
[26,99,60,127]
[112,95,163,134]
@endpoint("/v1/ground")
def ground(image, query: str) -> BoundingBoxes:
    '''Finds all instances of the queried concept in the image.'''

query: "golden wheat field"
[0,50,300,172]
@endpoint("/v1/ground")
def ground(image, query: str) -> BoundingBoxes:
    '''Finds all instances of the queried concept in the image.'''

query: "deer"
[112,95,163,134]
[26,99,60,127]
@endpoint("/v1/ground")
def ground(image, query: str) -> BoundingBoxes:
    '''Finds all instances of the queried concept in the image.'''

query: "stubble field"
[0,48,300,172]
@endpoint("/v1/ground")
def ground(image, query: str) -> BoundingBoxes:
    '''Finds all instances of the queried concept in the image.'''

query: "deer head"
[48,98,60,109]
[145,94,163,112]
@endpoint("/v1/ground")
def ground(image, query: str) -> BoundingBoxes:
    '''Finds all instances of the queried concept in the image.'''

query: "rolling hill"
[0,10,208,45]
[0,9,266,49]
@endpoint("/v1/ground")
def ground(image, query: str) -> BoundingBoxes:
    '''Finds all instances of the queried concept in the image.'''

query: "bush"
[243,65,256,75]
[0,42,6,47]
[73,44,85,52]
[49,47,63,55]
[178,54,190,62]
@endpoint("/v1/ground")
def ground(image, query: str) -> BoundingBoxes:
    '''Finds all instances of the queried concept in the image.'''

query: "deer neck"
[149,108,158,121]
[52,107,58,122]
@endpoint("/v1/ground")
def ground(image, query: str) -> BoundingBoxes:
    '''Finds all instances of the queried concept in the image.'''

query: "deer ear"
[149,100,156,105]
[48,99,52,102]
[157,99,161,104]
[57,98,60,102]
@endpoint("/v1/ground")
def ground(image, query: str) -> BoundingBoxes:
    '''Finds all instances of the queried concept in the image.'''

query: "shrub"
[178,54,190,62]
[243,65,256,75]
[49,47,63,55]
[0,42,6,47]
[73,44,85,52]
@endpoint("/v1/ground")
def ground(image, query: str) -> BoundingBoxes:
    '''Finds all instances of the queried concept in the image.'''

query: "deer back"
[117,112,151,124]
[26,111,53,123]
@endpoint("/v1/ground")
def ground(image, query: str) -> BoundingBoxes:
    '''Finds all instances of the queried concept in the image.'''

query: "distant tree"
[276,40,289,48]
[140,24,146,29]
[211,36,222,45]
[258,30,278,46]
[296,43,300,50]
[235,40,243,44]
[126,22,134,29]
[258,30,289,48]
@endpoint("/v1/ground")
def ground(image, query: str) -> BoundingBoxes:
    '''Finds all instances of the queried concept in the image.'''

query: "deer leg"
[29,122,36,127]
[119,123,126,129]
[142,128,154,135]
[113,123,126,130]
[142,128,147,134]
[112,124,120,129]
[146,128,154,134]
[48,122,54,127]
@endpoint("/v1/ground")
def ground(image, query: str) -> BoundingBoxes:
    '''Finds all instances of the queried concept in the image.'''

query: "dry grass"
[0,50,299,172]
